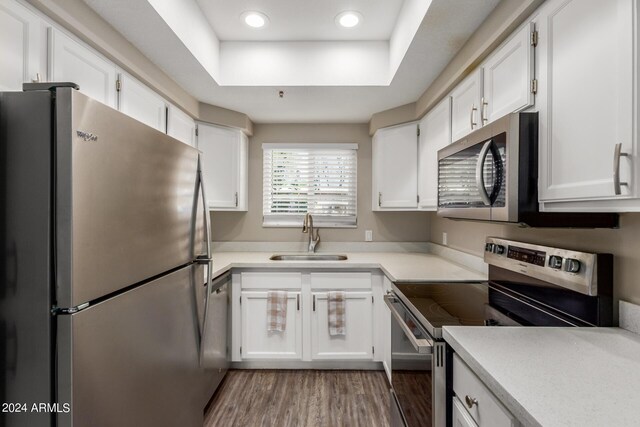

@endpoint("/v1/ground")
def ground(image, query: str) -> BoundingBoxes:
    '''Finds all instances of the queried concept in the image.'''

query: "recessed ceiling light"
[335,11,362,28]
[241,11,269,28]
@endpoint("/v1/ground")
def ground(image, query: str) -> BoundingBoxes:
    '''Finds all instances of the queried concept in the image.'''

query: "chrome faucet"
[302,213,320,252]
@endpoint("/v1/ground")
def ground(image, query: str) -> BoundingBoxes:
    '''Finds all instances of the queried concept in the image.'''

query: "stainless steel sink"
[269,254,348,261]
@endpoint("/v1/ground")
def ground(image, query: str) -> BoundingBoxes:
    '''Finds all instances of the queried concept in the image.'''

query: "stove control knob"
[492,245,505,255]
[485,243,494,252]
[548,255,563,269]
[564,258,581,273]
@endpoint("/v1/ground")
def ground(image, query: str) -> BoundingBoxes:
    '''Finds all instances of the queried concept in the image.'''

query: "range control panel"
[483,237,601,296]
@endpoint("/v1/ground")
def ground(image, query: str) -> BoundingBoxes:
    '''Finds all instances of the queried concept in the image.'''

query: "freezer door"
[56,264,204,427]
[55,88,203,307]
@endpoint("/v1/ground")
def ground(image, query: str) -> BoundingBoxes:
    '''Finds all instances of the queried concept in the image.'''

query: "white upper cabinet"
[48,28,117,108]
[537,0,637,210]
[418,96,452,210]
[450,69,483,142]
[372,122,419,210]
[0,0,47,91]
[167,103,196,146]
[481,23,535,125]
[197,122,248,211]
[117,71,167,132]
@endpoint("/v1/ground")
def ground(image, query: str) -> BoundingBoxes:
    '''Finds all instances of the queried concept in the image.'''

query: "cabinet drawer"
[241,272,302,289]
[310,272,372,290]
[453,354,517,427]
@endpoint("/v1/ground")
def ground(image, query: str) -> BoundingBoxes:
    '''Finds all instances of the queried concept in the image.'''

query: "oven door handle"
[384,295,433,354]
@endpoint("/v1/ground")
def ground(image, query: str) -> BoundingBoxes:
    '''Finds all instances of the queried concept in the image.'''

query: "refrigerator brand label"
[76,130,98,142]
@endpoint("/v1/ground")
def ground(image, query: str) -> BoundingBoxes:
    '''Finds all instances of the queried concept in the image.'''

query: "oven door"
[385,294,434,427]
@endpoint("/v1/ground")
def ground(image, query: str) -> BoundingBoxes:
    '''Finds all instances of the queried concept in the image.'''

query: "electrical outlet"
[365,230,373,242]
[442,232,448,246]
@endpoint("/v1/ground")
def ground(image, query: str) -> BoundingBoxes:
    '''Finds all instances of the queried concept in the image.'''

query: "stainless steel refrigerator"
[1,84,229,427]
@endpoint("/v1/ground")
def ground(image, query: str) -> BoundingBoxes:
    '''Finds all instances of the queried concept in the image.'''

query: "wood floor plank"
[204,370,391,427]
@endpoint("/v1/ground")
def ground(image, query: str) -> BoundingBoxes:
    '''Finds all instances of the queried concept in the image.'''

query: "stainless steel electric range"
[386,237,613,427]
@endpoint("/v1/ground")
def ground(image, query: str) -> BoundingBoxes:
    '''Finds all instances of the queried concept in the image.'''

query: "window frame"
[262,143,358,228]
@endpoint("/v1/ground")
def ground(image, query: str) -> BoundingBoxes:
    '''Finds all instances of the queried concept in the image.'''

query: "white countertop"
[210,251,487,283]
[443,326,640,427]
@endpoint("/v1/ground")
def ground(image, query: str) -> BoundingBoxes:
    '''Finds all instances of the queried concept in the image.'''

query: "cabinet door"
[240,291,302,360]
[418,96,452,210]
[0,0,47,91]
[538,0,634,203]
[117,72,167,132]
[482,22,535,124]
[452,397,479,427]
[167,103,196,146]
[450,69,483,142]
[48,28,117,108]
[310,291,373,360]
[373,123,418,210]
[197,122,247,210]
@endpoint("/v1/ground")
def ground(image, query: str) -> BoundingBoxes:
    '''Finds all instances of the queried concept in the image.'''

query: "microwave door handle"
[475,140,493,205]
[487,141,505,204]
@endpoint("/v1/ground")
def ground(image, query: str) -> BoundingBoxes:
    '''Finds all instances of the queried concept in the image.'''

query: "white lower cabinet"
[235,271,381,364]
[240,291,303,360]
[452,396,479,427]
[453,354,518,427]
[310,291,373,360]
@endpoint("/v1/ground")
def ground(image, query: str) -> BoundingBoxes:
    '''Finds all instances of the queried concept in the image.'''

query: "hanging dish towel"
[328,291,346,336]
[267,290,288,332]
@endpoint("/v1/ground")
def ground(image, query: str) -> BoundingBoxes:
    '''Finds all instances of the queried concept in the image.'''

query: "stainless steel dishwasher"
[200,272,231,404]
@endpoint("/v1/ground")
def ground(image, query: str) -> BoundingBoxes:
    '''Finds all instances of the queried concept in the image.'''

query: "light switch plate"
[365,230,373,242]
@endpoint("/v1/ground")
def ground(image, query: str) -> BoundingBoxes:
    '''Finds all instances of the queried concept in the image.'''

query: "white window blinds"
[263,143,358,227]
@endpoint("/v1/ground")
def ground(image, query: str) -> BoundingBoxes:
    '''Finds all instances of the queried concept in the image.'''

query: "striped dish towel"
[328,291,346,336]
[267,290,288,332]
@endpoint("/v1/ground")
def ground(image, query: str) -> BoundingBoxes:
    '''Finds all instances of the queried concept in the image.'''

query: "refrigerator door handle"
[196,156,213,366]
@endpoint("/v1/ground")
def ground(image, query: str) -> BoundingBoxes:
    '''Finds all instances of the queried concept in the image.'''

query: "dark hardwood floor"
[204,370,391,427]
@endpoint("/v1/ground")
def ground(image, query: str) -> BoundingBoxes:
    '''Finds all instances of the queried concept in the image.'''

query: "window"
[263,143,358,227]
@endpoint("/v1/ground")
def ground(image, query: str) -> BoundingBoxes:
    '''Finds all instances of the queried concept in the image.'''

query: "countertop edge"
[443,327,542,427]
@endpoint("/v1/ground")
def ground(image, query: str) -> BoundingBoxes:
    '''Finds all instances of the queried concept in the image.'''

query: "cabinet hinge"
[239,296,242,304]
[371,295,374,303]
[195,125,199,137]
[372,346,375,354]
[240,346,242,355]
[531,79,538,95]
[417,125,420,137]
[530,30,538,47]
[417,194,420,204]
[115,78,121,92]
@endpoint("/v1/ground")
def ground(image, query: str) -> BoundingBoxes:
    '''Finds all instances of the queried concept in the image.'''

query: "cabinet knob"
[465,395,478,409]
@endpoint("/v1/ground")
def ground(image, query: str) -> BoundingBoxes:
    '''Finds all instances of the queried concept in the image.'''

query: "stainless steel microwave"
[437,112,618,227]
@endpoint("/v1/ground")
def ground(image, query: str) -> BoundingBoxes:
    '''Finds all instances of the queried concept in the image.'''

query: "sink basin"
[269,254,348,261]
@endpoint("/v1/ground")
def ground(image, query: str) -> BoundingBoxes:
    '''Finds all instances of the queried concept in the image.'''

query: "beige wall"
[430,213,640,321]
[211,124,431,242]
